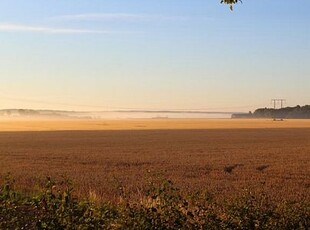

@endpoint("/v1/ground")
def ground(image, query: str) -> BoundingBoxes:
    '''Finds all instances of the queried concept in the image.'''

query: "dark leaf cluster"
[221,0,242,10]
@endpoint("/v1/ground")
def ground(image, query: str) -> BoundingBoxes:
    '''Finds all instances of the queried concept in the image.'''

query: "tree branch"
[221,0,242,10]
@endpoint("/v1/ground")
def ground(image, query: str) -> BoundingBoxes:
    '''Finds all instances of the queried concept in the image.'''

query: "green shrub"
[0,175,309,229]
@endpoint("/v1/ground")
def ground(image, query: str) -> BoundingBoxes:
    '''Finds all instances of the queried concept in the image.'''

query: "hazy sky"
[0,0,309,112]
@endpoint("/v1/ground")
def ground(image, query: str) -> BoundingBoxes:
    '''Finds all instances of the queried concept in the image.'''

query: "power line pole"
[271,99,286,121]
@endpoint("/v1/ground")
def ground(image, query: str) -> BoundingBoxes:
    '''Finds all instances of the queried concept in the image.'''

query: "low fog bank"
[0,109,94,120]
[0,109,233,119]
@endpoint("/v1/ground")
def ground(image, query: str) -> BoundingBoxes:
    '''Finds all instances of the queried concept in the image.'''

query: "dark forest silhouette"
[232,105,310,119]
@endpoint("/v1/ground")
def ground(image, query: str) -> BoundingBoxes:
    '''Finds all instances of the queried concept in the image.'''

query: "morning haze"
[0,0,309,112]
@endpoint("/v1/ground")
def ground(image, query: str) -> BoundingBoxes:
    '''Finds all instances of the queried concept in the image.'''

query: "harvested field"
[0,123,310,202]
[1,118,310,131]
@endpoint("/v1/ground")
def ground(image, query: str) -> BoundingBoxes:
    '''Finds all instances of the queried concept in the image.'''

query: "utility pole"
[271,99,286,121]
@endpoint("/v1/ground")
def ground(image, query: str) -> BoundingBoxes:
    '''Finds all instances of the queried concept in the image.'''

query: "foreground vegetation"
[1,175,309,229]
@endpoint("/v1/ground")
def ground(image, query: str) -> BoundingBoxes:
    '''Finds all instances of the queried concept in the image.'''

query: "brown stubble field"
[0,122,310,203]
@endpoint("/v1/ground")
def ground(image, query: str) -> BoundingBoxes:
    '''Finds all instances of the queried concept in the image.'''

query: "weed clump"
[224,164,243,174]
[256,165,270,171]
[0,175,309,229]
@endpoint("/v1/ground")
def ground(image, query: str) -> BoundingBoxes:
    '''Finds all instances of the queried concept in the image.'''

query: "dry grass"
[0,125,310,203]
[1,118,310,131]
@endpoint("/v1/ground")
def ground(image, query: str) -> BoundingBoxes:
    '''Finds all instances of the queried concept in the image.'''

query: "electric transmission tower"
[271,99,286,121]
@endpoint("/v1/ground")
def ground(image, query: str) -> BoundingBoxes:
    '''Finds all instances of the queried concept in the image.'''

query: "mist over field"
[0,109,233,119]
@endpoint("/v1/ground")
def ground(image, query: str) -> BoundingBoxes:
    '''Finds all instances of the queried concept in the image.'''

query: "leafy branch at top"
[221,0,242,10]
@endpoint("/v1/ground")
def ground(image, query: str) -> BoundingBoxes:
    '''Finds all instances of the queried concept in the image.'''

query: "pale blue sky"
[0,0,309,111]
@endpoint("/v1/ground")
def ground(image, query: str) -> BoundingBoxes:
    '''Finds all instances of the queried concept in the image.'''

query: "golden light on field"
[1,118,310,132]
[1,128,310,202]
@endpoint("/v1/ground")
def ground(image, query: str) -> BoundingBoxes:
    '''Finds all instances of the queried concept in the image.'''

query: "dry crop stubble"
[0,127,309,202]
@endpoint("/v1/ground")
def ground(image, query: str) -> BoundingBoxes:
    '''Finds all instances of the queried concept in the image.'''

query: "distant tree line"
[254,105,310,119]
[232,105,310,119]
